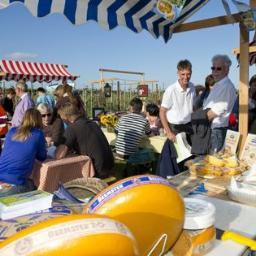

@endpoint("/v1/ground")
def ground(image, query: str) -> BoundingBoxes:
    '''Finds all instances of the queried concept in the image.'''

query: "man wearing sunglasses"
[203,54,237,153]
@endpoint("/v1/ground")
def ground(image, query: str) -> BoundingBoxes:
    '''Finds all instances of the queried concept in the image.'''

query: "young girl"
[146,103,162,136]
[0,108,47,196]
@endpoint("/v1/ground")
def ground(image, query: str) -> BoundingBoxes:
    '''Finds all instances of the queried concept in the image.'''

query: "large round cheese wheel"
[85,175,184,255]
[0,214,139,256]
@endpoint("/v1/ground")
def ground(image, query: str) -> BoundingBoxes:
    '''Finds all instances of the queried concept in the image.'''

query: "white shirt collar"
[175,80,191,93]
[215,76,229,86]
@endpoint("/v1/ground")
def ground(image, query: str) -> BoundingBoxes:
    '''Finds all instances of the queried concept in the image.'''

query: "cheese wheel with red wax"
[84,174,185,256]
[0,214,139,256]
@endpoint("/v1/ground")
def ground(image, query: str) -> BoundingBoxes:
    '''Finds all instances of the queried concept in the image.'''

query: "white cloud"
[5,52,38,60]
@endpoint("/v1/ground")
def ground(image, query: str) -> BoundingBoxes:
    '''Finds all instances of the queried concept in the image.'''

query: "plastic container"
[183,198,216,230]
[182,198,216,255]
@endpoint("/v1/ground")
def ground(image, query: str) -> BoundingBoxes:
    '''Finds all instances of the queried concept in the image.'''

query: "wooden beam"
[238,23,249,157]
[90,77,120,84]
[173,13,241,33]
[99,68,144,76]
[233,46,256,55]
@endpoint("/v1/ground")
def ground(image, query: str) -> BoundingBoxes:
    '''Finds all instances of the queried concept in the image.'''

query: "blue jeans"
[0,180,35,197]
[209,127,227,154]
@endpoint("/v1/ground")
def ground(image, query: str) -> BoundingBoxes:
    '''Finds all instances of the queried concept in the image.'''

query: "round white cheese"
[183,198,215,230]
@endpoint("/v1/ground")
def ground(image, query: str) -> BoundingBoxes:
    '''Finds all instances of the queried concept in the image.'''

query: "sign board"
[223,130,240,154]
[240,133,256,166]
[137,84,148,97]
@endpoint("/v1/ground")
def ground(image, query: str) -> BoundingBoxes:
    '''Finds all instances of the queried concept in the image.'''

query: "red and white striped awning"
[0,60,79,82]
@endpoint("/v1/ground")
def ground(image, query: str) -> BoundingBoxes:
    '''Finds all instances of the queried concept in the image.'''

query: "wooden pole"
[238,23,249,156]
[90,83,93,117]
[117,81,120,111]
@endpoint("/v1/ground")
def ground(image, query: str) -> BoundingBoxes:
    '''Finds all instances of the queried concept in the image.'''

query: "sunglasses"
[41,113,51,118]
[211,66,222,71]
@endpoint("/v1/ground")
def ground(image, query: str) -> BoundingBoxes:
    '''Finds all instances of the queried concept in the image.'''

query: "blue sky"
[0,0,254,90]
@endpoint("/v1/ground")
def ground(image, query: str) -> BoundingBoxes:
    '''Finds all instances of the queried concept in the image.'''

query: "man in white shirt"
[203,54,237,153]
[160,59,195,143]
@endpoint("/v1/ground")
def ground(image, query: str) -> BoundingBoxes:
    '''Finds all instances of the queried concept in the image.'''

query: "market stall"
[0,59,78,83]
[0,1,256,255]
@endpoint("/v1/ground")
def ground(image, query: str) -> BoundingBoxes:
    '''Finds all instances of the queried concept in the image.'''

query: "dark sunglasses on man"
[211,66,222,71]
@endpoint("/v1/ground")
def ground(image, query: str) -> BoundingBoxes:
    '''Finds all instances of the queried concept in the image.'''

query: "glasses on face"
[211,66,222,71]
[41,113,51,118]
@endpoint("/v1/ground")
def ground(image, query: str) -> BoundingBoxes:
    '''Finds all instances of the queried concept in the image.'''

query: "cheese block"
[224,156,238,168]
[187,226,216,256]
[171,230,193,256]
[206,155,225,167]
[84,175,184,256]
[171,227,215,256]
[0,214,139,256]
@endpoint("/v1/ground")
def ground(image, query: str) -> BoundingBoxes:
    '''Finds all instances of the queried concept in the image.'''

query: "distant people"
[37,103,64,146]
[2,87,15,119]
[0,87,4,102]
[229,75,256,132]
[203,54,236,153]
[160,59,195,144]
[0,105,8,139]
[36,87,55,109]
[0,109,47,196]
[145,103,162,136]
[195,85,205,96]
[55,103,114,179]
[194,75,215,110]
[12,80,35,127]
[115,97,151,158]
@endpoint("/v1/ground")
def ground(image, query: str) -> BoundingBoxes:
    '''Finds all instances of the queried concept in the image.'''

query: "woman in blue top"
[0,108,47,197]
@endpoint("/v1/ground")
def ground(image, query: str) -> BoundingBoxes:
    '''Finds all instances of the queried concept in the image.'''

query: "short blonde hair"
[37,103,52,114]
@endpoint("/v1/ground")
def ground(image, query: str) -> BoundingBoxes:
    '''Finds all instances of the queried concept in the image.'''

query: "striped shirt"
[115,113,151,156]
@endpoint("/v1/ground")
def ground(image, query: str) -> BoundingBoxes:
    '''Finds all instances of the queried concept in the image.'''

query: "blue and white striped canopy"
[0,0,209,42]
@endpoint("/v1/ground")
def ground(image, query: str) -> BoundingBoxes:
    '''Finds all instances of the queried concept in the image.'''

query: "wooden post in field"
[117,81,120,111]
[90,83,93,117]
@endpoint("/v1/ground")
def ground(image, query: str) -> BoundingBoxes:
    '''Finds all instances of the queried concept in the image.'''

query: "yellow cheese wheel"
[84,175,184,256]
[0,214,139,256]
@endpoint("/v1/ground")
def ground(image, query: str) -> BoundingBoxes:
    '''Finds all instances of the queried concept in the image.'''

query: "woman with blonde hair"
[0,108,47,196]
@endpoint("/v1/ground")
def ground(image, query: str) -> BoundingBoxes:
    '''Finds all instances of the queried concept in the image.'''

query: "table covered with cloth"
[31,155,95,193]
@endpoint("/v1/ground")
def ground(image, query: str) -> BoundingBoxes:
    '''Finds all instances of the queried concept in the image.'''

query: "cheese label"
[0,218,135,255]
[87,175,170,213]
